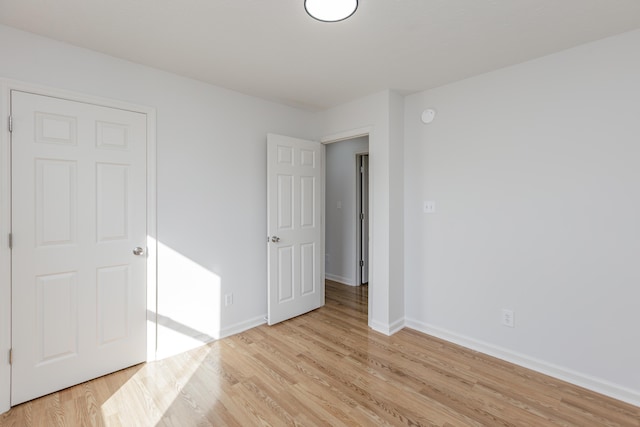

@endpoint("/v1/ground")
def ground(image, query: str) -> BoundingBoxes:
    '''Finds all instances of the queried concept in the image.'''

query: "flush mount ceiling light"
[305,0,358,22]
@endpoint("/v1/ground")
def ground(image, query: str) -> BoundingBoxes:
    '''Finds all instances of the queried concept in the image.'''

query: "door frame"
[0,79,157,412]
[321,127,372,319]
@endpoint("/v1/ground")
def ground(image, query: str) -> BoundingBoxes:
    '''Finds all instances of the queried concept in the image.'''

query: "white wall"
[388,91,405,329]
[321,90,405,334]
[5,18,637,415]
[0,24,319,412]
[404,29,640,404]
[0,80,10,415]
[325,137,369,285]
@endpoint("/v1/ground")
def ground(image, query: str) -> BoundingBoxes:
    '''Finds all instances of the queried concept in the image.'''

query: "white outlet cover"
[502,309,515,328]
[423,200,436,213]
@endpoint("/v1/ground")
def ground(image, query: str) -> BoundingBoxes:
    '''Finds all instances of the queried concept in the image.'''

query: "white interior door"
[267,134,324,325]
[11,90,147,405]
[360,155,369,284]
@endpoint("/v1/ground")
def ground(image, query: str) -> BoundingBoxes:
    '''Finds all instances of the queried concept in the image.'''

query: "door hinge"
[360,166,364,174]
[360,260,364,267]
[9,349,12,365]
[8,116,12,133]
[8,233,12,249]
[360,212,364,220]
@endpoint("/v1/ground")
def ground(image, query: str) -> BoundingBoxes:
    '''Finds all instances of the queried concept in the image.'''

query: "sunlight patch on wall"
[155,241,221,359]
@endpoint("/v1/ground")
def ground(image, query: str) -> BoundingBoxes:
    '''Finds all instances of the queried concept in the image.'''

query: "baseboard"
[369,319,388,335]
[219,315,267,339]
[389,318,405,335]
[325,273,356,286]
[404,318,640,407]
[369,317,405,336]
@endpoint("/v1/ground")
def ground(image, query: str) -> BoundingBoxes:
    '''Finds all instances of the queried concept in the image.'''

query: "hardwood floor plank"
[1,280,639,426]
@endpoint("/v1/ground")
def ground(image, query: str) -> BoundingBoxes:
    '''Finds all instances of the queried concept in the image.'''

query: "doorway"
[324,136,369,310]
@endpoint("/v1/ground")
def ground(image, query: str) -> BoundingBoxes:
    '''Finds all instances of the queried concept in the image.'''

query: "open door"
[359,154,369,284]
[267,134,324,325]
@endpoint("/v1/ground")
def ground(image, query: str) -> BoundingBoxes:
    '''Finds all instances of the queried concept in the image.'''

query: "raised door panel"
[96,121,129,150]
[277,175,294,231]
[97,266,129,346]
[277,145,293,165]
[35,113,77,146]
[300,176,315,228]
[36,272,78,364]
[96,163,129,242]
[300,149,316,168]
[35,160,77,247]
[300,243,315,295]
[277,246,294,302]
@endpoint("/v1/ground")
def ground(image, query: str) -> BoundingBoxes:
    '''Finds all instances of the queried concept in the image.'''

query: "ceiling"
[1,0,640,110]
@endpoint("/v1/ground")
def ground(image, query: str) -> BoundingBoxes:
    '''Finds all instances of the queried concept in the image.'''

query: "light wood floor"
[1,280,639,426]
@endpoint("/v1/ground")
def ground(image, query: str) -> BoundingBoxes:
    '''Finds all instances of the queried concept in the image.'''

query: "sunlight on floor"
[100,345,214,425]
[97,238,225,423]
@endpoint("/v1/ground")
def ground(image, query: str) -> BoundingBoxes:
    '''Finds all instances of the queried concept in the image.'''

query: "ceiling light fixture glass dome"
[304,0,358,22]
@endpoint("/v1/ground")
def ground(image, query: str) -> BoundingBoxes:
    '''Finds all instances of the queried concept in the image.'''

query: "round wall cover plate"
[421,109,436,124]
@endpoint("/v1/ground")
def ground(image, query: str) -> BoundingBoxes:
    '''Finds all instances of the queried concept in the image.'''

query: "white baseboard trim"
[325,273,356,286]
[369,319,388,335]
[389,318,405,335]
[369,317,405,336]
[404,318,640,407]
[219,315,267,339]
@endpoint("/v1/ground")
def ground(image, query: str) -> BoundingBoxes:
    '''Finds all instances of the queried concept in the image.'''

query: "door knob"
[271,236,280,243]
[133,247,145,256]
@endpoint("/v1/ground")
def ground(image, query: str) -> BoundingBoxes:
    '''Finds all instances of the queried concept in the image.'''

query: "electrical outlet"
[501,309,514,328]
[225,293,233,307]
[423,200,436,214]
